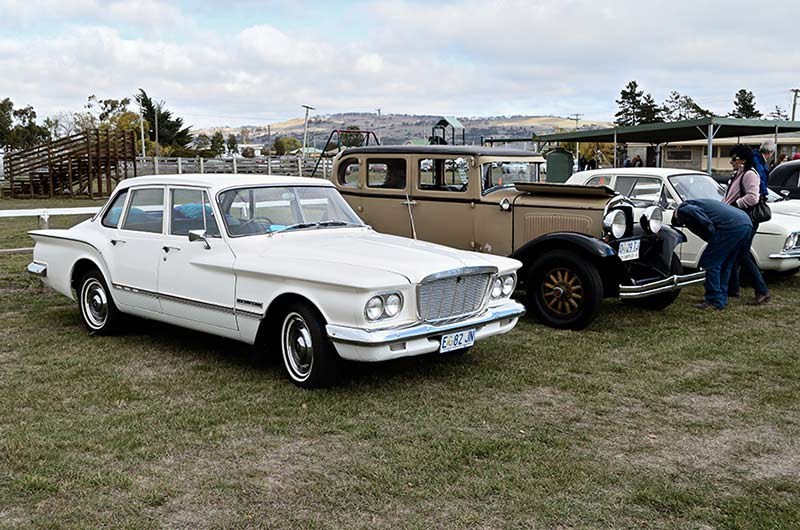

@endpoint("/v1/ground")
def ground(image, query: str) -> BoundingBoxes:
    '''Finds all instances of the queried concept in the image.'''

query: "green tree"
[135,89,193,148]
[662,91,713,122]
[614,80,644,126]
[195,133,211,149]
[209,131,225,156]
[340,125,365,147]
[0,98,14,147]
[6,105,50,150]
[241,146,255,158]
[767,105,789,120]
[639,94,664,124]
[729,89,762,119]
[273,136,301,155]
[226,133,238,154]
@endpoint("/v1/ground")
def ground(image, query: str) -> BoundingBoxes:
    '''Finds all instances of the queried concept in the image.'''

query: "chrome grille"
[417,268,494,324]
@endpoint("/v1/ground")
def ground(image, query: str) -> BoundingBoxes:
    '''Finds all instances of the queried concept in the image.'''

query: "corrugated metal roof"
[538,117,800,144]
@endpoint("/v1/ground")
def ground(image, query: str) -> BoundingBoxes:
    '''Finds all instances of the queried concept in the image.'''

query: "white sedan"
[27,174,524,388]
[566,168,800,274]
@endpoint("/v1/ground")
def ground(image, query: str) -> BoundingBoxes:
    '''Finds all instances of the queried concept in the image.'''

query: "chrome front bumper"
[326,301,525,347]
[769,249,800,259]
[618,271,705,300]
[26,261,47,277]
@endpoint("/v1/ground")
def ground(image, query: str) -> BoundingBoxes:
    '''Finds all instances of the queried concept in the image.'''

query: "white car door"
[109,186,167,313]
[158,187,237,330]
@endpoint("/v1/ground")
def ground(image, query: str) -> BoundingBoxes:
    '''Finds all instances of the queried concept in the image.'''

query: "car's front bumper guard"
[326,300,526,346]
[769,249,800,260]
[618,271,705,300]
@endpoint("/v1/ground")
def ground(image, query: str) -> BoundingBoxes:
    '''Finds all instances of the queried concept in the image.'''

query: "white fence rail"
[136,156,333,178]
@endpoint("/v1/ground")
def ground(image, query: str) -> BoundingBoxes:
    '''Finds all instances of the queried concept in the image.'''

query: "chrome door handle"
[110,239,126,246]
[401,200,417,206]
[162,246,181,253]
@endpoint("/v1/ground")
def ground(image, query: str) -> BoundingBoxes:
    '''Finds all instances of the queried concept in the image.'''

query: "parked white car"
[27,174,525,387]
[566,168,800,274]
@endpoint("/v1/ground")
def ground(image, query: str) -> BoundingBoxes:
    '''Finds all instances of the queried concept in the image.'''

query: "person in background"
[725,144,770,306]
[752,140,775,195]
[623,156,632,167]
[672,199,752,310]
[774,152,788,168]
[632,154,644,167]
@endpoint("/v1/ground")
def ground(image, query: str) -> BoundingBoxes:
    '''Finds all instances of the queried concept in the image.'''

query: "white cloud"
[0,0,798,127]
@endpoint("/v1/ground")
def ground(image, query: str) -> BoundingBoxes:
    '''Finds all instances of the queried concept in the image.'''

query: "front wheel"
[279,303,339,388]
[526,250,603,330]
[78,270,121,335]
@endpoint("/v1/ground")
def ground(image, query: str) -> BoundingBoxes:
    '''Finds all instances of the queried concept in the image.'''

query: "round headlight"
[384,293,402,317]
[640,205,664,234]
[365,296,384,320]
[491,278,503,298]
[501,275,515,296]
[603,209,627,239]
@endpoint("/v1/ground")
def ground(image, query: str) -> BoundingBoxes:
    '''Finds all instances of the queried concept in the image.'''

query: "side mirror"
[188,229,211,249]
[780,189,790,197]
[499,198,512,212]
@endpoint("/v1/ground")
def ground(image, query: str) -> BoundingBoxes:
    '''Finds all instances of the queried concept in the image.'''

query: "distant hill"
[193,113,611,148]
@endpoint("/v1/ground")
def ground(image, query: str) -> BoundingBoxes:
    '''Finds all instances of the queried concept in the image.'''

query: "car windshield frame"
[216,184,365,238]
[668,173,727,202]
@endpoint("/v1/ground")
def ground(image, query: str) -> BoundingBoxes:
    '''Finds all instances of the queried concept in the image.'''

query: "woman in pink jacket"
[724,144,770,305]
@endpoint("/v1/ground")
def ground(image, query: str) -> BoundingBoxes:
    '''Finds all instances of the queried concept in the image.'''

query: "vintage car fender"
[28,229,116,303]
[510,232,616,264]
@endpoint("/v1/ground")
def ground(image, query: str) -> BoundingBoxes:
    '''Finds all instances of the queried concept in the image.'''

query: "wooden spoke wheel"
[541,267,584,317]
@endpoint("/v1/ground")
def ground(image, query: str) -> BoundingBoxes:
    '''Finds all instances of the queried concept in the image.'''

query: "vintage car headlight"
[501,274,516,296]
[365,296,385,321]
[491,278,503,298]
[384,293,403,317]
[365,293,403,321]
[641,205,664,234]
[603,209,627,239]
[784,232,800,251]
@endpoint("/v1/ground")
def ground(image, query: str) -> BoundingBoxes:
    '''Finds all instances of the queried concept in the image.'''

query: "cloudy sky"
[1,0,798,128]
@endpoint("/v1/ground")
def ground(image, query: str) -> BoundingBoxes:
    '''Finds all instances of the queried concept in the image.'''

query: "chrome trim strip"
[112,282,266,318]
[326,301,525,346]
[618,271,706,300]
[27,262,47,277]
[768,250,800,259]
[419,265,497,284]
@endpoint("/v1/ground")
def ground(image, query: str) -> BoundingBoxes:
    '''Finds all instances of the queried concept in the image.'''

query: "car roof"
[115,173,334,193]
[339,145,543,158]
[770,159,800,176]
[568,167,708,181]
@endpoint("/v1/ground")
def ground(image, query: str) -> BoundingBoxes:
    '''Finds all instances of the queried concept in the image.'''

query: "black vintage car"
[769,159,800,199]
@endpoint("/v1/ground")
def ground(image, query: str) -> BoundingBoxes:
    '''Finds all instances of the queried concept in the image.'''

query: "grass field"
[1,202,799,529]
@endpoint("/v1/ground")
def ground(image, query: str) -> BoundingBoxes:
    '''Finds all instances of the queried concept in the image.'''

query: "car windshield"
[217,185,364,237]
[669,174,725,201]
[481,161,542,192]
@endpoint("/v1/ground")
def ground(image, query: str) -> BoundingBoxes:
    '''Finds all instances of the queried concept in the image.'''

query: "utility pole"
[139,103,146,159]
[301,104,315,160]
[376,108,382,143]
[791,89,800,121]
[569,113,583,166]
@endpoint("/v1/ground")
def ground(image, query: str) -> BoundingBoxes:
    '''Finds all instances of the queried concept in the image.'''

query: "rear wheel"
[78,270,121,335]
[626,253,682,310]
[526,250,603,330]
[278,302,339,388]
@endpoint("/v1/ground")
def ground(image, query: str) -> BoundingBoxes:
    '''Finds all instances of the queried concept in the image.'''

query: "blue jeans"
[728,224,769,297]
[699,225,752,308]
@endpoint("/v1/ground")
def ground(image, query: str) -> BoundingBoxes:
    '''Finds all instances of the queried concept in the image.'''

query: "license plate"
[439,329,476,353]
[618,239,640,261]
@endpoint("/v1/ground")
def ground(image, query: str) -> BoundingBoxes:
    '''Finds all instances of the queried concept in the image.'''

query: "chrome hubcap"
[82,279,108,329]
[282,313,313,380]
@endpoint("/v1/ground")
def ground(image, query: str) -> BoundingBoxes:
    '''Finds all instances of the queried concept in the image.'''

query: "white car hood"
[229,227,515,284]
[768,200,800,219]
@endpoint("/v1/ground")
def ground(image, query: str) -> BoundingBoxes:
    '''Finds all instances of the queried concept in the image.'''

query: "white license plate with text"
[440,329,476,353]
[618,239,640,261]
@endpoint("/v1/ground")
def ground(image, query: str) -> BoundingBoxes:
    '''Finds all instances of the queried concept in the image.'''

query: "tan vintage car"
[326,145,704,330]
